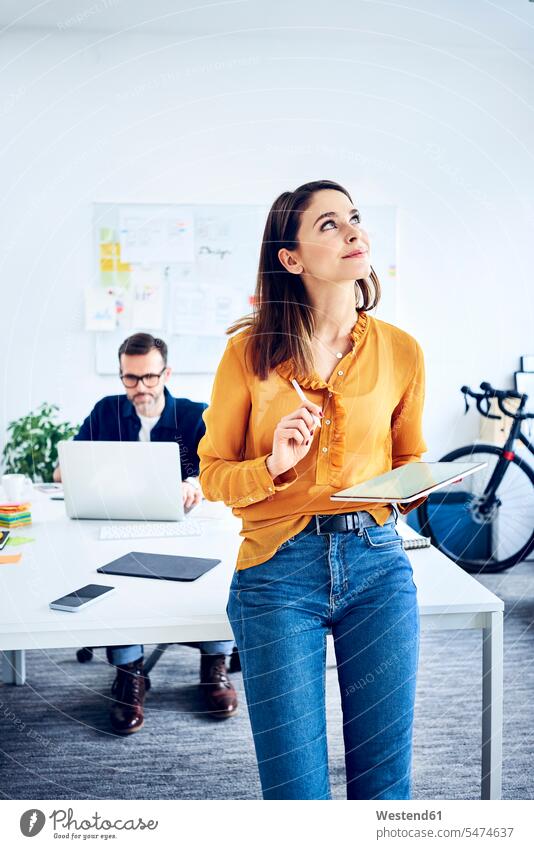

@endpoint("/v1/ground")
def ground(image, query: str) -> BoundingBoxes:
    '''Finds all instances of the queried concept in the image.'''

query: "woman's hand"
[266,402,323,479]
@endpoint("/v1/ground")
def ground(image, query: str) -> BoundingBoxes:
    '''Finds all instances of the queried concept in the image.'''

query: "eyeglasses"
[120,368,166,388]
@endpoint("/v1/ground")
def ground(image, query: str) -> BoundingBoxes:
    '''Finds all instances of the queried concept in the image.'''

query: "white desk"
[0,493,504,800]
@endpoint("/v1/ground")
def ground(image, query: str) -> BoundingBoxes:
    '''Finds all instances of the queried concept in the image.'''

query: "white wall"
[1,0,533,466]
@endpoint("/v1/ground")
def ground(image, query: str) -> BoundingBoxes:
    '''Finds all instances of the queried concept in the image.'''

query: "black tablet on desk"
[97,551,221,582]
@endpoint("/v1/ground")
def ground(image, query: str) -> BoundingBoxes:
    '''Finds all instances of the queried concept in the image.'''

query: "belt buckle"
[353,512,363,536]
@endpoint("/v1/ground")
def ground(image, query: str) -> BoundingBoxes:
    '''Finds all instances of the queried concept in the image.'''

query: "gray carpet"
[1,561,533,800]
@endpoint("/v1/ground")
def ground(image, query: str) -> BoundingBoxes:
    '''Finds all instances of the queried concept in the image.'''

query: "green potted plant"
[2,403,79,482]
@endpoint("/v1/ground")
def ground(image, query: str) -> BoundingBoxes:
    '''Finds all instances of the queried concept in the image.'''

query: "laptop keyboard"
[99,520,202,540]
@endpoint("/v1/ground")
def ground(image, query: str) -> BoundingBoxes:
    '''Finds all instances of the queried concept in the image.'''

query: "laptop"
[58,441,185,521]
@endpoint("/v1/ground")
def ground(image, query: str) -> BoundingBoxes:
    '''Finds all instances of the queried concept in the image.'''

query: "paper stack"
[0,503,32,528]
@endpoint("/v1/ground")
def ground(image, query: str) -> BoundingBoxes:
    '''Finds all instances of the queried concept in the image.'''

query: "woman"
[198,180,427,800]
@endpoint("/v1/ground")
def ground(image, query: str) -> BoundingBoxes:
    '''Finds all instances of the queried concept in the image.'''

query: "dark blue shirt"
[74,387,207,480]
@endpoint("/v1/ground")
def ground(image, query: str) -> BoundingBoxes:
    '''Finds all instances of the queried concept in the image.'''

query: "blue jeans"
[107,642,234,666]
[227,512,419,800]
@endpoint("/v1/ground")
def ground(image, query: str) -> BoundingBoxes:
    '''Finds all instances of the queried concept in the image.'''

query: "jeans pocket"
[362,523,403,550]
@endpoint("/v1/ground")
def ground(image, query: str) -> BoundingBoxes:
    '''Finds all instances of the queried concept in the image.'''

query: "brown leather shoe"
[109,658,150,735]
[200,653,238,719]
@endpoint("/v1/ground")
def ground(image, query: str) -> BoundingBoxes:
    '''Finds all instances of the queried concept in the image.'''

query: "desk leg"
[481,611,503,799]
[1,650,26,685]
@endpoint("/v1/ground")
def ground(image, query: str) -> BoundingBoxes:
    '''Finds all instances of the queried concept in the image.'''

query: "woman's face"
[280,189,371,287]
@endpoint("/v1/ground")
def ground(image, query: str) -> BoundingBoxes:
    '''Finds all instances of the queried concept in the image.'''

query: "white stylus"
[290,379,322,429]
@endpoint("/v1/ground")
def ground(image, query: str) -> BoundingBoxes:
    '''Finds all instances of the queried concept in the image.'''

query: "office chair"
[76,644,241,674]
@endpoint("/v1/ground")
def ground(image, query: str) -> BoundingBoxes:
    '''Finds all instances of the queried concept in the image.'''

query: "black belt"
[310,511,393,535]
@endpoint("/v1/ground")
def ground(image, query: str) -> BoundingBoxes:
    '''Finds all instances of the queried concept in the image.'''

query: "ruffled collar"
[275,310,369,486]
[275,309,369,389]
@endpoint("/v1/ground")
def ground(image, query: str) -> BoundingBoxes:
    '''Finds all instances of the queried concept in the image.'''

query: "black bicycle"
[417,381,534,573]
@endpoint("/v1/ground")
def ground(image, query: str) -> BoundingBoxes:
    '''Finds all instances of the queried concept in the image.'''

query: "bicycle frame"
[421,381,534,571]
[478,397,533,510]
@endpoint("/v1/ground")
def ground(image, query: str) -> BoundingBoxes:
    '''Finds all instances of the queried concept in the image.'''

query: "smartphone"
[0,531,10,550]
[49,584,115,612]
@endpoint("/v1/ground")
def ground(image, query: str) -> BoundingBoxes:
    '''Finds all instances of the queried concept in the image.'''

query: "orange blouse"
[198,310,427,570]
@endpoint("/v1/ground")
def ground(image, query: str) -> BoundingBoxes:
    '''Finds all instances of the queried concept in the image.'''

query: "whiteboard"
[92,202,397,375]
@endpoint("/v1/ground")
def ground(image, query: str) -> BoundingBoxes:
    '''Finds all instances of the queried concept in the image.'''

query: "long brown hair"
[227,179,381,379]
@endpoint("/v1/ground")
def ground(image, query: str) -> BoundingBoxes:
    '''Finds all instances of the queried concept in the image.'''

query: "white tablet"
[330,461,487,504]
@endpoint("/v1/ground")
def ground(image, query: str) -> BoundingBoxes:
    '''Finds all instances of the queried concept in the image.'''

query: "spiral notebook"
[402,537,431,550]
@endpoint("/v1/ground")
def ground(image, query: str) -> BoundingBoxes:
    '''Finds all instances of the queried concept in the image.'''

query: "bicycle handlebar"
[461,382,534,421]
[479,381,522,400]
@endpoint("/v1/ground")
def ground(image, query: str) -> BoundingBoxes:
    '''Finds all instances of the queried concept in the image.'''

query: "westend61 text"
[376,810,442,821]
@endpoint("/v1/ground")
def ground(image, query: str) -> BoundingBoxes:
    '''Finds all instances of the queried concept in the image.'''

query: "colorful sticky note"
[99,271,116,288]
[115,271,131,290]
[6,536,35,546]
[0,553,22,565]
[99,227,115,243]
[100,242,121,259]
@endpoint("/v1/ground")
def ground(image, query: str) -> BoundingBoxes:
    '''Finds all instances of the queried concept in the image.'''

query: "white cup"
[2,474,27,503]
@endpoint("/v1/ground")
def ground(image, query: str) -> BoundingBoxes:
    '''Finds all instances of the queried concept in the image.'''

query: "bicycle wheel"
[417,444,534,573]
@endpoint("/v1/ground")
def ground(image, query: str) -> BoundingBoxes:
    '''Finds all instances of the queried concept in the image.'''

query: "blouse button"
[337,370,344,377]
[322,447,328,453]
[325,419,331,425]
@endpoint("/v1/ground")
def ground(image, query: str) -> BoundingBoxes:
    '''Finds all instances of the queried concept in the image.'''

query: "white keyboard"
[99,520,202,540]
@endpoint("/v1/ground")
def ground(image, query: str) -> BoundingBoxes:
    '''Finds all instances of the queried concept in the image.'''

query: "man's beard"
[134,393,157,413]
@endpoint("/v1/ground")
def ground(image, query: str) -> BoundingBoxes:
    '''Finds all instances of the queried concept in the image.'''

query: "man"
[54,333,237,734]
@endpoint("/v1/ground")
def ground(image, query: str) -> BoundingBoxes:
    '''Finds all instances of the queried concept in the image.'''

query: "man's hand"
[182,480,202,511]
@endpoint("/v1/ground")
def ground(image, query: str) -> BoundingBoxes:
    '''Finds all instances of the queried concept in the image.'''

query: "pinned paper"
[119,205,194,263]
[108,286,132,328]
[84,289,116,331]
[172,283,242,336]
[131,268,163,329]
